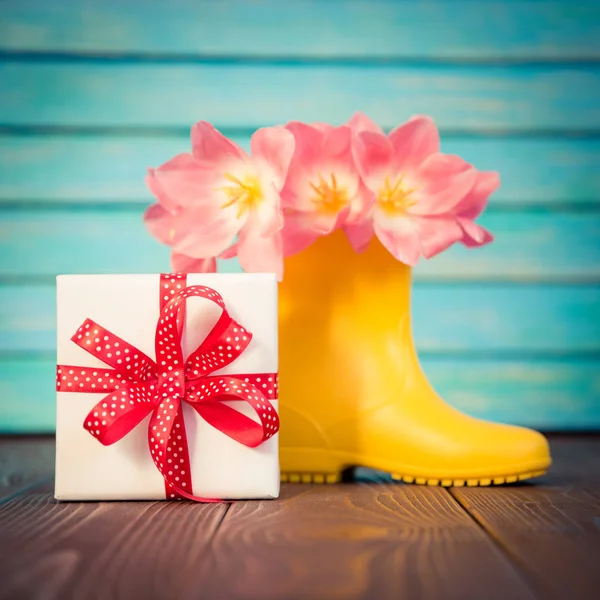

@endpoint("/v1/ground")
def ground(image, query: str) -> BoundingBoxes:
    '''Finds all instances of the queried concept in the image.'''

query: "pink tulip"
[279,122,372,256]
[144,122,294,279]
[348,112,493,265]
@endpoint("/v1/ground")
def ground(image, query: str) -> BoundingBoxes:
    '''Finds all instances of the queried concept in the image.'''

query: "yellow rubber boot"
[278,231,551,486]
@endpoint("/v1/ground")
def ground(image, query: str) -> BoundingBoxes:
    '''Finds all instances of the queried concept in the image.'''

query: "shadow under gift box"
[55,273,279,501]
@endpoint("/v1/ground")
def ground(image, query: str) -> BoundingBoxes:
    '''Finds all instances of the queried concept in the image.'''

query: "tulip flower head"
[144,114,497,277]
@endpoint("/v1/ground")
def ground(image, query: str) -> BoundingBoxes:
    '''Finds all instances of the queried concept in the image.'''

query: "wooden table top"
[1,435,599,600]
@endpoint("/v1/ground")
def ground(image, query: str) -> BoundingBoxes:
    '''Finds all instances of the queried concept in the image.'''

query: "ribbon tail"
[147,395,232,502]
[148,395,195,499]
[162,407,190,501]
[192,402,267,448]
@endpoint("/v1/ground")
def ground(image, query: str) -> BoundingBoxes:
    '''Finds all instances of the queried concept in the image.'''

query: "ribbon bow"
[56,273,279,502]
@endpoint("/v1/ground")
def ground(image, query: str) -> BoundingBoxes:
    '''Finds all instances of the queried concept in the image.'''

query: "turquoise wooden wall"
[0,0,599,432]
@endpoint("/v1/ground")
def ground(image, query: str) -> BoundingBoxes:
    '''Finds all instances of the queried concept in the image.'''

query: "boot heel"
[280,447,349,483]
[280,472,341,484]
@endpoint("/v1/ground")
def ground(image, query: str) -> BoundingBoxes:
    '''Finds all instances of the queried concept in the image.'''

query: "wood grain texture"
[1,437,600,599]
[0,436,53,501]
[0,485,228,600]
[2,134,598,206]
[1,0,598,61]
[451,440,600,600]
[0,62,598,131]
[3,282,598,353]
[199,484,534,600]
[1,209,598,282]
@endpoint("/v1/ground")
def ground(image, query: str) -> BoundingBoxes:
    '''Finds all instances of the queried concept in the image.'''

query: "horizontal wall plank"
[0,209,598,282]
[0,1,598,61]
[3,283,598,354]
[1,134,598,206]
[0,62,598,131]
[2,356,598,432]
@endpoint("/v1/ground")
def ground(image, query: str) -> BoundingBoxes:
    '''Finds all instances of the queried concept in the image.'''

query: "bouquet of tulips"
[144,113,499,279]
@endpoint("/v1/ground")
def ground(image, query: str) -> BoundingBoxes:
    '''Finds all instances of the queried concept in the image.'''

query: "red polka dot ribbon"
[56,274,279,502]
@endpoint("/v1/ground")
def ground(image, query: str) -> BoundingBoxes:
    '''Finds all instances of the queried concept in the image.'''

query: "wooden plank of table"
[0,482,228,600]
[0,436,54,501]
[536,435,600,489]
[451,436,600,600]
[197,483,536,600]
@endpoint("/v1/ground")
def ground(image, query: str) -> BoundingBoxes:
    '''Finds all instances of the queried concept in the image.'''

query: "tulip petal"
[219,243,238,259]
[170,203,242,259]
[457,171,500,220]
[388,115,440,172]
[281,211,321,257]
[237,225,284,280]
[347,182,375,224]
[344,218,374,253]
[191,121,247,165]
[352,130,393,192]
[417,217,464,258]
[251,126,295,191]
[144,203,175,245]
[322,126,351,159]
[373,213,421,266]
[346,112,384,134]
[146,168,180,212]
[410,153,477,216]
[171,252,217,273]
[151,153,221,208]
[458,218,494,247]
[310,205,349,235]
[285,121,324,164]
[252,182,284,236]
[311,121,335,133]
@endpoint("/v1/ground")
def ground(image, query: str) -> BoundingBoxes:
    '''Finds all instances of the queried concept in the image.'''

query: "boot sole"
[281,470,547,486]
[280,449,550,486]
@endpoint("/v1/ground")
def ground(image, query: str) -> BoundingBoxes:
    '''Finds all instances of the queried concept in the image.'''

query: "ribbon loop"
[187,376,279,447]
[56,274,279,502]
[72,318,157,380]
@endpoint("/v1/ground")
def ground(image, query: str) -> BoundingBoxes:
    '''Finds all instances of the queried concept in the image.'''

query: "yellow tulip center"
[310,172,349,214]
[219,172,263,218]
[377,174,417,216]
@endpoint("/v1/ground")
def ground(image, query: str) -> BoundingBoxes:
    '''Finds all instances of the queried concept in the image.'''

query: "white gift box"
[55,273,279,501]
